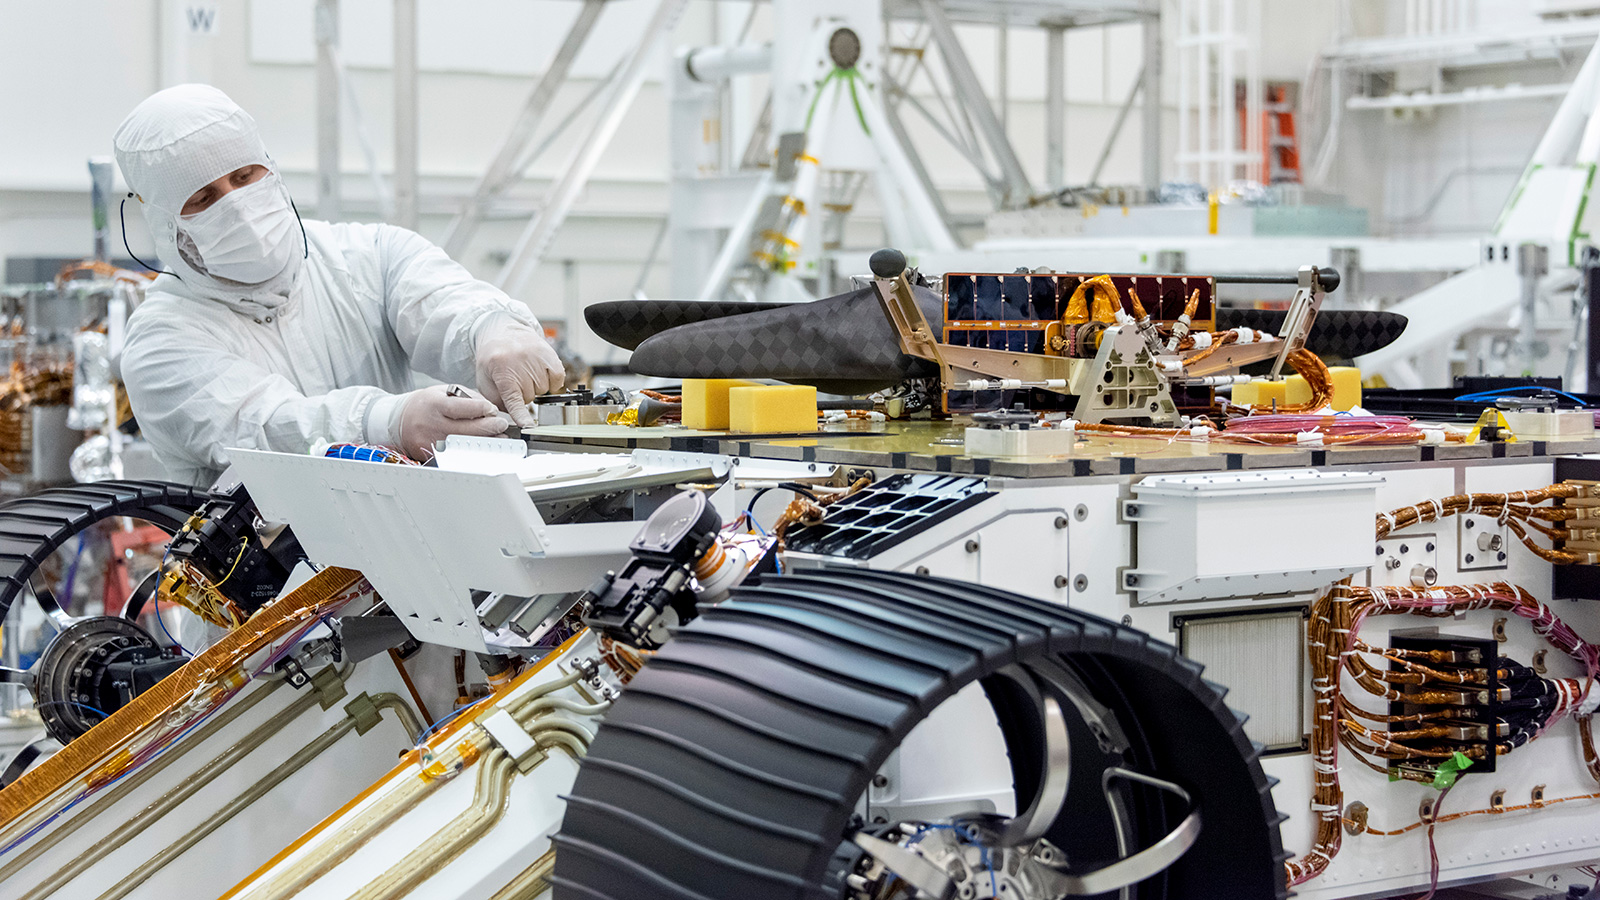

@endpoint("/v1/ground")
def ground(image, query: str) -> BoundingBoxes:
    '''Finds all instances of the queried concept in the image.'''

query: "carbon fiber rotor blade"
[1215,307,1406,359]
[626,285,945,395]
[585,299,789,351]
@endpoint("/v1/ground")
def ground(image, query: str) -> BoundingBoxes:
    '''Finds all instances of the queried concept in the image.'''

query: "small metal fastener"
[1425,542,1435,552]
[1074,503,1088,521]
[1074,574,1088,592]
[872,815,887,824]
[1465,518,1476,528]
[1120,615,1133,626]
[1124,574,1139,587]
[1419,796,1436,823]
[1375,545,1384,556]
[1399,544,1409,554]
[914,565,930,576]
[1533,649,1548,674]
[1055,515,1069,529]
[964,539,980,553]
[1532,784,1546,806]
[1490,789,1506,811]
[1493,617,1508,642]
[1343,801,1368,836]
[1465,553,1475,564]
[1124,503,1139,518]
[872,774,888,788]
[1054,575,1069,588]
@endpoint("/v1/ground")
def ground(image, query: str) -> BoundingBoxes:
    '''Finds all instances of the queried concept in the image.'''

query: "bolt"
[1426,542,1436,552]
[1055,515,1069,529]
[1055,575,1069,588]
[1400,544,1409,554]
[872,774,888,788]
[1125,574,1139,587]
[1498,551,1506,562]
[1074,503,1089,521]
[1376,546,1384,556]
[1075,574,1088,592]
[1466,553,1475,564]
[915,565,930,576]
[872,815,888,824]
[1121,614,1133,625]
[965,539,979,553]
[1466,518,1476,528]
[1125,503,1139,517]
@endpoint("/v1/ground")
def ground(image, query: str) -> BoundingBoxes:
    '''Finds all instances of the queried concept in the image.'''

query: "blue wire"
[151,548,190,656]
[59,534,84,613]
[1453,386,1590,407]
[412,695,490,746]
[35,700,111,719]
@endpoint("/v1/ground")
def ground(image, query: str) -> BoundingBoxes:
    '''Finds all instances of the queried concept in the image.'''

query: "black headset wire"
[119,194,173,276]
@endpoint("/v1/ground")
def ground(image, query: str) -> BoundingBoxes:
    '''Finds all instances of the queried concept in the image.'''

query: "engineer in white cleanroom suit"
[113,84,563,486]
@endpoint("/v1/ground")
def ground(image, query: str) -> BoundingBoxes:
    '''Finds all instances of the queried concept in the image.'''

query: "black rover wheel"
[552,569,1287,900]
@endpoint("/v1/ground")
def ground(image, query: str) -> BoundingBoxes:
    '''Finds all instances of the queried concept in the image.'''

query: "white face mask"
[178,173,299,285]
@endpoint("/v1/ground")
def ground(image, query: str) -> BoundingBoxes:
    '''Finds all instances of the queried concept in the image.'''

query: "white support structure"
[496,0,689,298]
[314,0,341,222]
[441,0,607,258]
[392,0,419,231]
[1175,0,1262,190]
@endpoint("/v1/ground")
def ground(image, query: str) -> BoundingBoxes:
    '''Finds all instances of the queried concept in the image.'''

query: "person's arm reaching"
[121,316,504,480]
[373,225,565,426]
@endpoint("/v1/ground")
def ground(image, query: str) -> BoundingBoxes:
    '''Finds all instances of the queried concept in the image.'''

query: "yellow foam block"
[729,385,818,434]
[681,379,761,430]
[1287,366,1363,411]
[1231,379,1287,407]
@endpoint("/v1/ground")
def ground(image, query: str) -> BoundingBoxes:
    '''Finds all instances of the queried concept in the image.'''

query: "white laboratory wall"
[0,0,1337,362]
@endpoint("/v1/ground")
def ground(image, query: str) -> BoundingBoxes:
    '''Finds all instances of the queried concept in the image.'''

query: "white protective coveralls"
[115,85,544,485]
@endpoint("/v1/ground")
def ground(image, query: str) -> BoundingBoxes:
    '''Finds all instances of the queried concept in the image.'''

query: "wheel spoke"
[0,731,53,788]
[0,665,29,684]
[122,568,162,622]
[32,584,76,631]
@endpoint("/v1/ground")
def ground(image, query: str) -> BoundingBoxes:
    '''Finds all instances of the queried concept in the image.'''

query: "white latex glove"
[368,384,507,461]
[474,315,565,428]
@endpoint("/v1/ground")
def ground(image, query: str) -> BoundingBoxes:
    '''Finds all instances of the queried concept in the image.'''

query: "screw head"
[1466,518,1475,528]
[1054,575,1068,588]
[914,565,930,576]
[965,539,980,553]
[1498,551,1506,562]
[1426,542,1435,552]
[1125,574,1139,587]
[1399,544,1409,554]
[1465,553,1475,563]
[1074,503,1089,521]
[1074,574,1088,592]
[1375,545,1384,556]
[872,774,888,788]
[1054,515,1069,529]
[1121,615,1133,626]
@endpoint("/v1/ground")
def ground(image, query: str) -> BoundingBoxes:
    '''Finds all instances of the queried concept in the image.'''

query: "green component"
[805,67,871,136]
[1431,751,1474,789]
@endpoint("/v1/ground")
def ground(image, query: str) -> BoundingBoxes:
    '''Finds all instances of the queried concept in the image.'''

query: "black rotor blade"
[586,299,790,352]
[626,285,945,394]
[1215,307,1407,359]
